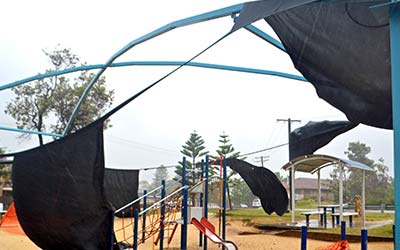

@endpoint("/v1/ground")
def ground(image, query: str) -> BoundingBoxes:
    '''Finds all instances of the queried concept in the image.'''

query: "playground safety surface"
[0,217,394,250]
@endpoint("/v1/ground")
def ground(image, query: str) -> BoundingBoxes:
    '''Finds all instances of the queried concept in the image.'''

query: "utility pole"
[277,118,301,210]
[255,155,269,167]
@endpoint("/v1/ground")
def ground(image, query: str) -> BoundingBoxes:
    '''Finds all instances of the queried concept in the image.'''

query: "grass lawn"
[216,208,394,238]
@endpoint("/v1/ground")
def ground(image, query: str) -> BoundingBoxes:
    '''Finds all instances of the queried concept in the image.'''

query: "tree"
[138,180,151,194]
[329,141,392,204]
[213,132,246,210]
[275,171,288,184]
[230,179,255,207]
[151,165,169,189]
[0,148,12,187]
[385,176,395,204]
[345,141,378,203]
[215,132,242,159]
[175,131,209,185]
[50,72,114,135]
[5,76,54,145]
[175,131,209,206]
[5,47,114,145]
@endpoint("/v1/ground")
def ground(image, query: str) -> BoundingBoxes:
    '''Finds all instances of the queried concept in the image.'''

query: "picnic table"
[317,204,341,225]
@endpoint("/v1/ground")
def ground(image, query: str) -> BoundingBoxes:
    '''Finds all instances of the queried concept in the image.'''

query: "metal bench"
[331,212,359,226]
[301,210,325,225]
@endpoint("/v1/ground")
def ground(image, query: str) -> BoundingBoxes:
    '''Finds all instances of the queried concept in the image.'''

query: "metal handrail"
[114,185,163,214]
[139,185,188,216]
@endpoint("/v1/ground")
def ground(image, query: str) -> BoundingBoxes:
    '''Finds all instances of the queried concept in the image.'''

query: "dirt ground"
[0,216,394,250]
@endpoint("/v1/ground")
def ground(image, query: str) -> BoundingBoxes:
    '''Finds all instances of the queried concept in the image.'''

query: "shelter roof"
[281,154,374,174]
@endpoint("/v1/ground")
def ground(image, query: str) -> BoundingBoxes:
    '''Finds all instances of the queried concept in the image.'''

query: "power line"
[107,164,179,171]
[107,135,180,155]
[239,143,288,157]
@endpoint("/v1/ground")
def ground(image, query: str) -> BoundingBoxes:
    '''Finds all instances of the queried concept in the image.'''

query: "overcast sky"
[0,0,394,182]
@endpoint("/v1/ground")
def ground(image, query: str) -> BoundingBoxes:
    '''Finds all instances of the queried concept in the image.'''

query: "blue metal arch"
[62,3,244,135]
[0,3,302,138]
[0,60,306,138]
[0,61,306,92]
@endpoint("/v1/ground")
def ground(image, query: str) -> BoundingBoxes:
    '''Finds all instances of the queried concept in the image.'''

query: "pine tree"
[213,132,245,210]
[151,165,169,189]
[174,131,209,185]
[216,132,241,159]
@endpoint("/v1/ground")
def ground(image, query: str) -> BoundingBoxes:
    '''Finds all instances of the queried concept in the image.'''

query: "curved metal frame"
[0,3,305,138]
[1,1,400,247]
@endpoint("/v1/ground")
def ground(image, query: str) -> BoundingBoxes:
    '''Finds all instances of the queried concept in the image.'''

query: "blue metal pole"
[301,226,307,250]
[0,125,63,138]
[0,61,307,91]
[133,209,139,250]
[181,157,188,250]
[244,24,286,52]
[160,180,166,250]
[390,4,400,250]
[361,229,368,250]
[142,189,147,243]
[199,159,204,248]
[204,155,209,250]
[222,158,227,248]
[341,221,346,241]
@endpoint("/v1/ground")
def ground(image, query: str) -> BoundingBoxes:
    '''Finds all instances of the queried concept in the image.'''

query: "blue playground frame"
[1,2,399,249]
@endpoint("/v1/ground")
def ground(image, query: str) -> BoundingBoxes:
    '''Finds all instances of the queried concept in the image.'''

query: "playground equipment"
[191,217,238,250]
[1,1,399,249]
[112,156,235,250]
[0,202,24,235]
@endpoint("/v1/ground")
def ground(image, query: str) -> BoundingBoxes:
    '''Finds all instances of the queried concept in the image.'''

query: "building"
[283,177,334,201]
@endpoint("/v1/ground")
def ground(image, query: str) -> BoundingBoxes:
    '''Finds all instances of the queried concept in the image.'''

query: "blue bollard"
[341,221,346,241]
[361,229,368,250]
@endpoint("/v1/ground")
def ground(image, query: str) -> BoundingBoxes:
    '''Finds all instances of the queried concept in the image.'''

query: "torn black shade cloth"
[7,27,232,250]
[233,0,392,129]
[224,158,288,216]
[231,0,317,32]
[289,120,358,160]
[104,168,140,217]
[12,120,113,250]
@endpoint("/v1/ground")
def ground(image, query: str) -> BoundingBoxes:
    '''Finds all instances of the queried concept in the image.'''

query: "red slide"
[0,202,25,235]
[191,217,238,250]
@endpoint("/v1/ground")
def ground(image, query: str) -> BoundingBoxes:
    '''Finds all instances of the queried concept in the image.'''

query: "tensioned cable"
[108,164,179,171]
[86,31,230,126]
[107,136,179,155]
[0,32,231,159]
[238,143,288,157]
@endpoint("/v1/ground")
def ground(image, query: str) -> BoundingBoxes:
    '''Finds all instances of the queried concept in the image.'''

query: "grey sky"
[0,0,393,182]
